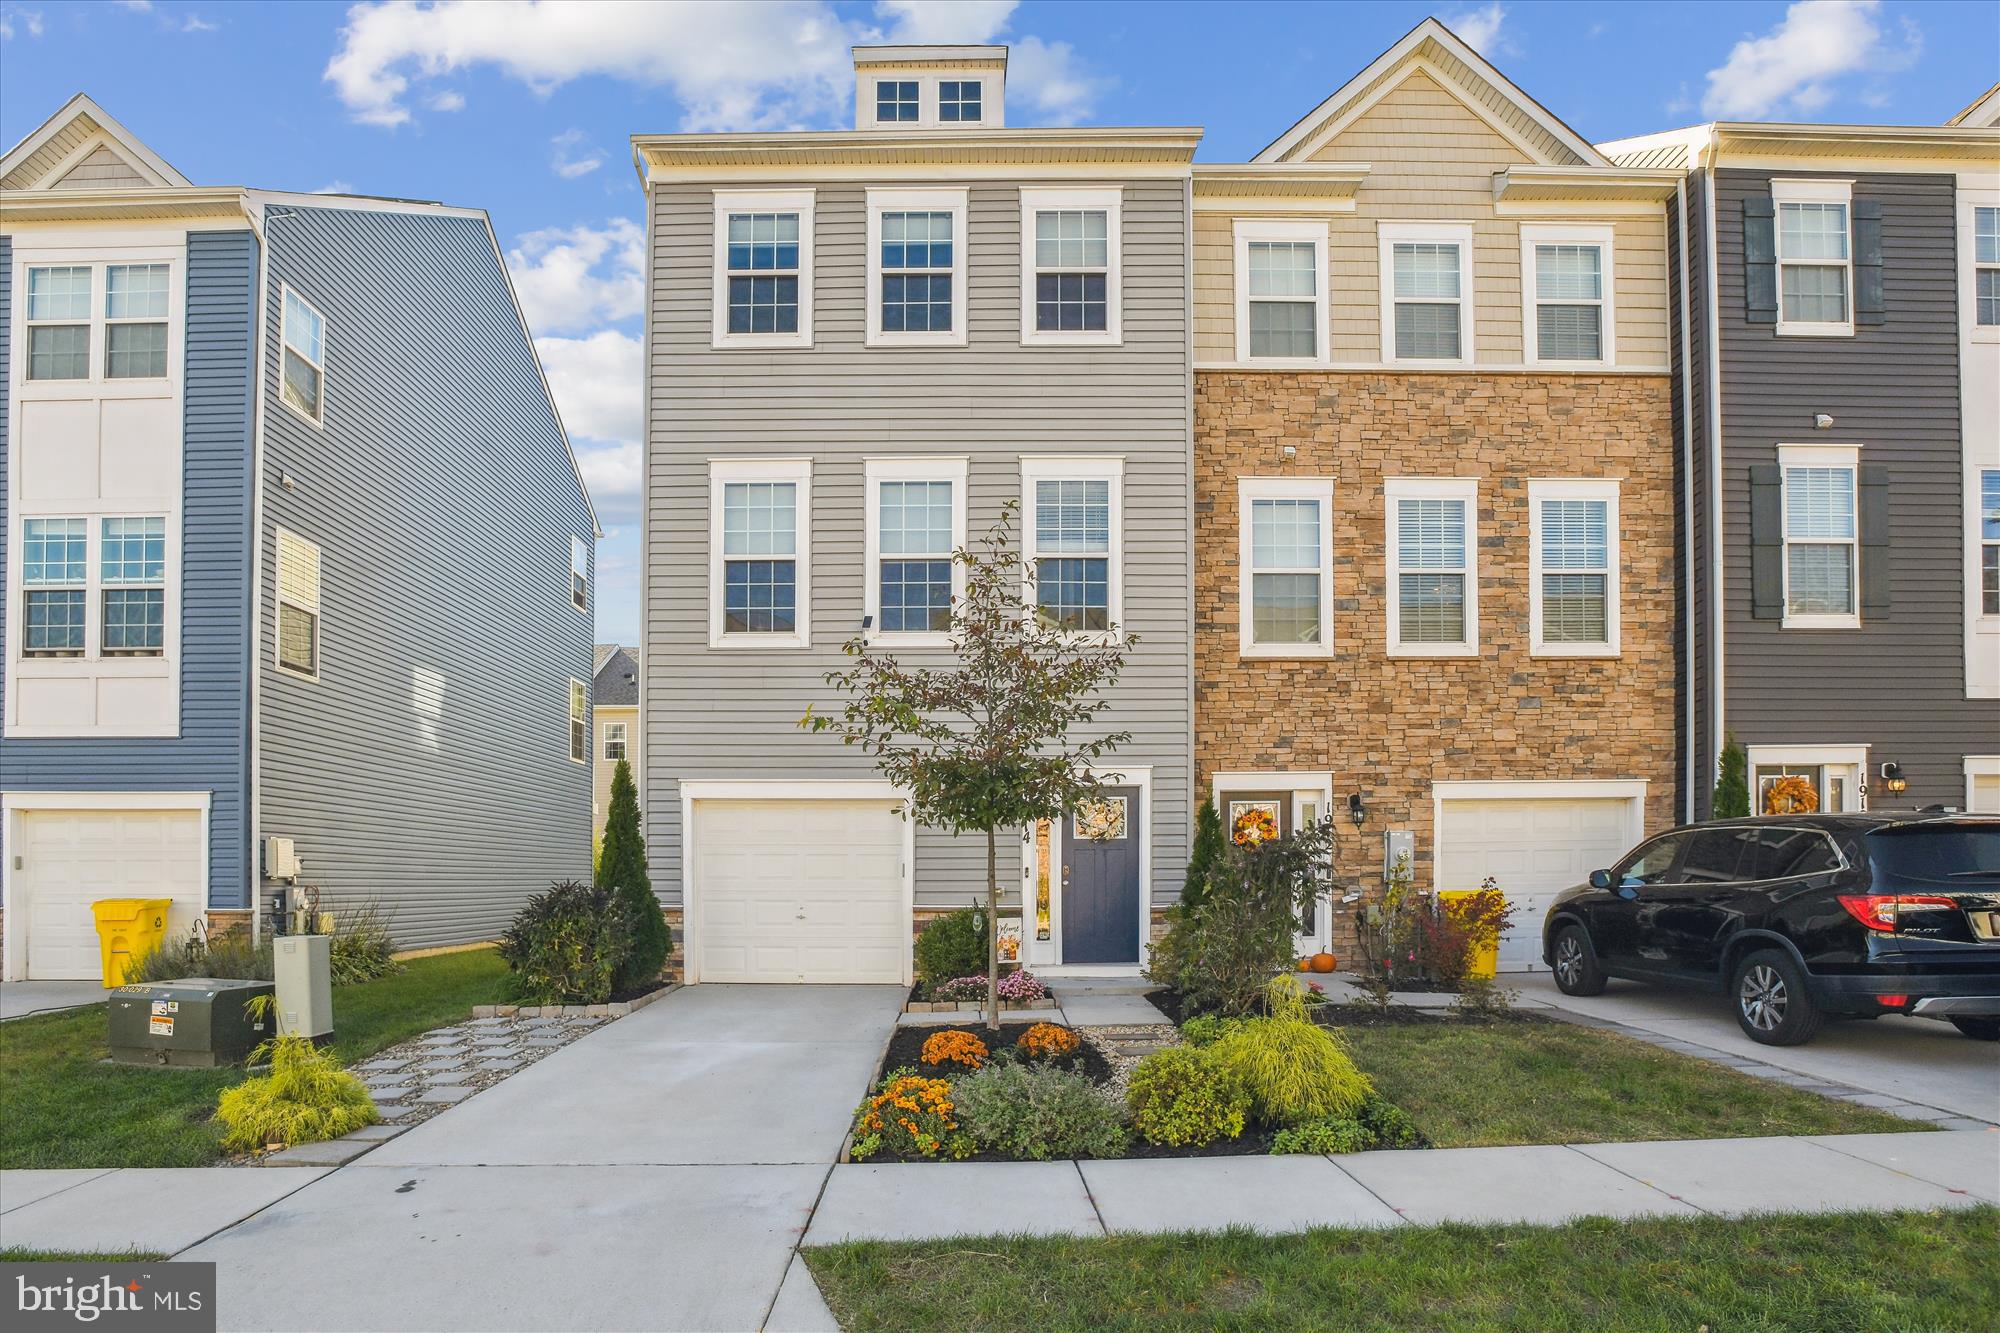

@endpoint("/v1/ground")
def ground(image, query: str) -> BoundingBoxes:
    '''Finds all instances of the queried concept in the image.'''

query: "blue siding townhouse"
[0,96,598,978]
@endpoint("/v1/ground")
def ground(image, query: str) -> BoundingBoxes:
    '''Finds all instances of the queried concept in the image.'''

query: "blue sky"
[4,0,1995,646]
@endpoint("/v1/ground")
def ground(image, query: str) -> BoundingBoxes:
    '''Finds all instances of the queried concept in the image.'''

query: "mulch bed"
[878,1021,1116,1087]
[609,978,672,1005]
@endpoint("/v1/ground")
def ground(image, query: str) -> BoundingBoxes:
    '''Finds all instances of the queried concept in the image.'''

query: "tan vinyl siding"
[51,145,150,191]
[592,705,638,841]
[1197,71,1670,369]
[645,178,1193,911]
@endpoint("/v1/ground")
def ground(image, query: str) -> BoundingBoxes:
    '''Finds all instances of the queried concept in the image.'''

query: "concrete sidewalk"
[0,979,108,1021]
[806,1128,1998,1244]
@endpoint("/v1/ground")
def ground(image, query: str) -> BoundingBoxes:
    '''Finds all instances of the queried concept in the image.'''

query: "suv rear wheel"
[1948,1016,2000,1042]
[1732,948,1823,1046]
[1550,924,1606,997]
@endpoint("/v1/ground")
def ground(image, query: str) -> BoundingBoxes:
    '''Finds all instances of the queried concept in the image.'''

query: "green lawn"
[1332,1015,1920,1147]
[0,1251,169,1262]
[806,1208,2000,1332]
[0,948,508,1170]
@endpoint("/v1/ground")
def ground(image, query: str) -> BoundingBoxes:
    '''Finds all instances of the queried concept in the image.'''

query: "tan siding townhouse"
[1192,20,1684,969]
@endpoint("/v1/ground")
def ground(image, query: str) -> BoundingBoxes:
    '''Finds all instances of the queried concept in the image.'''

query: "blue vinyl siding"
[255,205,593,951]
[0,230,258,908]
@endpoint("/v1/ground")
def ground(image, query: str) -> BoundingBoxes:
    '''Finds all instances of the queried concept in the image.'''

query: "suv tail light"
[1837,894,1958,932]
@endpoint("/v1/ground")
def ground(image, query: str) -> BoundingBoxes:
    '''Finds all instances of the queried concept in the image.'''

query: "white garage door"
[13,809,204,980]
[690,799,907,984]
[1436,797,1636,972]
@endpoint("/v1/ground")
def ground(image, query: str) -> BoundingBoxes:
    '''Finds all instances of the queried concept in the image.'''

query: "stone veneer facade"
[1194,371,1680,955]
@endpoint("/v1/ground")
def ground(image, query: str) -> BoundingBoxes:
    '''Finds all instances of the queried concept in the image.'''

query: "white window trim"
[708,458,813,650]
[1772,179,1854,338]
[1379,221,1476,367]
[1021,455,1125,643]
[1968,192,2000,345]
[1745,743,1869,813]
[866,188,970,349]
[1019,187,1123,346]
[1385,476,1479,657]
[1232,218,1330,366]
[1528,478,1621,658]
[1520,223,1616,368]
[602,719,628,762]
[568,679,588,765]
[14,513,173,663]
[863,456,969,647]
[1965,756,2000,813]
[278,283,327,428]
[1977,464,2000,629]
[1237,476,1334,659]
[1778,443,1861,630]
[569,535,589,613]
[13,248,183,400]
[273,526,321,682]
[863,73,1000,131]
[710,189,815,351]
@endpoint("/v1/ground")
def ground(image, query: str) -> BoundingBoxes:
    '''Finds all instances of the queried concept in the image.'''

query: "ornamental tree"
[803,503,1132,1030]
[598,757,670,992]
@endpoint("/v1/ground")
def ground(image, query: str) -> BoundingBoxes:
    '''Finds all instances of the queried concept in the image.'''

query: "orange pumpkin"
[1296,957,1312,971]
[1309,951,1338,974]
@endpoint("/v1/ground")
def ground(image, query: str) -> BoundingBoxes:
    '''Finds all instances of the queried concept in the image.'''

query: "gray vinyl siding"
[1707,169,1998,807]
[644,178,1194,910]
[0,230,257,907]
[256,205,594,950]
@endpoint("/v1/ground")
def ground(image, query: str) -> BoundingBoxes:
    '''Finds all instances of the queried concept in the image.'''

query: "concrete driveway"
[180,984,903,1332]
[1516,973,2000,1124]
[0,979,108,1021]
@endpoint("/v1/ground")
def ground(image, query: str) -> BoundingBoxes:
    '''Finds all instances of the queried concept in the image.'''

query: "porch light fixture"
[1879,762,1907,795]
[1814,413,1834,430]
[1346,792,1366,827]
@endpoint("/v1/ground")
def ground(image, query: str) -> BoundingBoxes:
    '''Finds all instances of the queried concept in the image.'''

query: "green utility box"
[108,978,275,1068]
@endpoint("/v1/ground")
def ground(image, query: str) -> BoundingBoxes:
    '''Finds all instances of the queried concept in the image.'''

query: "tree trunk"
[985,825,1000,1032]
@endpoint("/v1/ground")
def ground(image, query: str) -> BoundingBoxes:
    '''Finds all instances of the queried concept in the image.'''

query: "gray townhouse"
[634,46,1198,983]
[1603,96,2000,819]
[0,95,599,978]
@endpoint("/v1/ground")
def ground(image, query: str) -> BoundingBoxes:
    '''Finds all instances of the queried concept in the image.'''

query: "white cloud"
[506,217,645,337]
[325,0,1104,130]
[550,128,603,179]
[537,329,643,523]
[0,7,44,39]
[182,13,216,31]
[114,0,152,10]
[427,89,465,112]
[311,179,356,195]
[1446,4,1510,58]
[1703,1,1921,118]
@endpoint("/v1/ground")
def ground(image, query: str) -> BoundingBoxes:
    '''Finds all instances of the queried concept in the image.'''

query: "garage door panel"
[16,808,205,981]
[1437,796,1637,974]
[691,799,906,984]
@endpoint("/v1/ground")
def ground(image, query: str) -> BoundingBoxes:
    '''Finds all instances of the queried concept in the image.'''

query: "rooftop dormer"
[853,45,1006,131]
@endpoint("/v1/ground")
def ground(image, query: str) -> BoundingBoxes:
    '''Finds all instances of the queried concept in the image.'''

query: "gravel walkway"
[349,1014,608,1134]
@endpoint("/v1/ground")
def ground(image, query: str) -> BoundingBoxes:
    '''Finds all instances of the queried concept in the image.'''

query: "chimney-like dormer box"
[854,45,1006,130]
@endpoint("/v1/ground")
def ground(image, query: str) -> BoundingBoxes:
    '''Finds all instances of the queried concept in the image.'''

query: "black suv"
[1542,813,2000,1046]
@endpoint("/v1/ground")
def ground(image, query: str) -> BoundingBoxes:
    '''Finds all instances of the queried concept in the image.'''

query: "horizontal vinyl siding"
[0,230,256,908]
[1713,169,1998,807]
[257,207,594,951]
[646,178,1193,911]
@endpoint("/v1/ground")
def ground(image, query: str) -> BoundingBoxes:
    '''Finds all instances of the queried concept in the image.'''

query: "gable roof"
[1949,82,2000,128]
[0,93,190,192]
[593,646,639,707]
[1254,18,1609,169]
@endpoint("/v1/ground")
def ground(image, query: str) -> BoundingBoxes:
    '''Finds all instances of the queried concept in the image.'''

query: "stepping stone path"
[1077,1024,1182,1101]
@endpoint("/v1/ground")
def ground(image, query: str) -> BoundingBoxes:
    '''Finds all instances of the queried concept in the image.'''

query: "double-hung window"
[275,527,322,678]
[1386,478,1478,655]
[1773,181,1852,336]
[568,681,587,764]
[939,81,982,122]
[1239,478,1334,657]
[709,459,811,647]
[100,517,166,656]
[1381,223,1473,364]
[1975,205,2000,329]
[1233,219,1327,363]
[104,264,169,379]
[280,287,326,423]
[1522,225,1614,365]
[1021,188,1120,344]
[875,80,919,123]
[570,536,589,612]
[603,720,628,762]
[868,189,967,346]
[1980,468,1999,617]
[1023,458,1122,636]
[712,190,813,349]
[1779,445,1859,627]
[865,458,967,644]
[26,266,93,381]
[1529,479,1620,656]
[21,517,88,656]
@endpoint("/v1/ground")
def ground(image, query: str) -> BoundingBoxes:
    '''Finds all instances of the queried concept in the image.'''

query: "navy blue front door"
[1062,787,1141,964]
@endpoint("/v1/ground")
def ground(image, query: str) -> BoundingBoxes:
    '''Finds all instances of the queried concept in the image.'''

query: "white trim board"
[1017,764,1155,974]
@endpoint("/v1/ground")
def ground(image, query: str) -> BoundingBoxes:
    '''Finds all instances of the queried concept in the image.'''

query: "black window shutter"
[1743,197,1777,325]
[1853,200,1884,327]
[1859,464,1890,617]
[1749,464,1783,619]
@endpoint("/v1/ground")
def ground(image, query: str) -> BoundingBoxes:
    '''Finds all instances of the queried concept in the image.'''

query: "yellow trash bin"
[91,898,172,988]
[1436,890,1500,981]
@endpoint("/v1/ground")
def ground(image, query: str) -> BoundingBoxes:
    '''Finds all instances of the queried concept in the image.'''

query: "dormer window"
[939,81,982,123]
[876,80,919,123]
